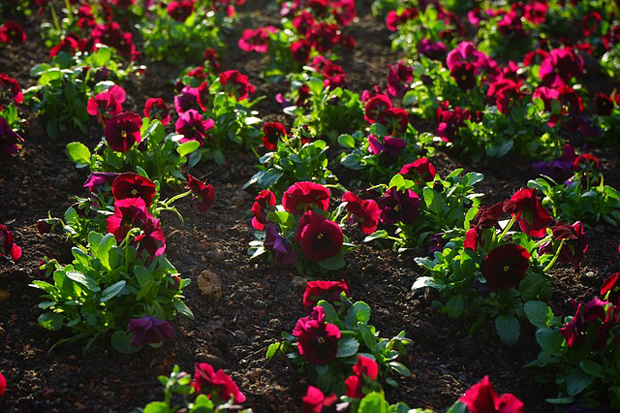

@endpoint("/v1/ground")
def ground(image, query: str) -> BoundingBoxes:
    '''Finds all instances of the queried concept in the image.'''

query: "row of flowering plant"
[248,182,359,276]
[366,166,483,251]
[23,46,142,138]
[133,363,249,413]
[524,273,620,410]
[0,72,25,157]
[414,188,587,345]
[529,151,620,227]
[172,67,262,165]
[280,64,363,143]
[268,280,410,395]
[244,123,337,193]
[239,0,356,80]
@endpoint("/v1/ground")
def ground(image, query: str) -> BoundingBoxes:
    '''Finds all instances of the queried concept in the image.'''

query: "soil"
[1,1,619,412]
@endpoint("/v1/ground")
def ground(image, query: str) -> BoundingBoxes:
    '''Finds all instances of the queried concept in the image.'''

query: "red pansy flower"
[378,188,420,225]
[262,122,286,150]
[482,244,530,291]
[112,173,157,206]
[344,356,379,398]
[104,112,143,152]
[0,116,24,156]
[601,273,620,305]
[297,212,343,262]
[364,95,392,124]
[167,0,194,22]
[377,107,409,136]
[251,190,276,230]
[460,376,524,413]
[143,98,170,126]
[293,306,341,365]
[219,70,255,101]
[175,109,214,145]
[342,192,381,234]
[302,386,337,413]
[186,175,214,214]
[192,362,246,403]
[464,202,504,251]
[106,197,150,242]
[398,158,437,183]
[0,225,21,261]
[538,221,588,268]
[0,21,26,44]
[303,280,349,313]
[282,182,330,215]
[503,188,553,238]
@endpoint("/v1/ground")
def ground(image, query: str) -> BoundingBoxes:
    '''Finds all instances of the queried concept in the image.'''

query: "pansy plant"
[268,283,410,395]
[413,188,580,345]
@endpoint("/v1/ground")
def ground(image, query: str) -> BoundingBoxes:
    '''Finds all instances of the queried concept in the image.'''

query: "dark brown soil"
[1,1,619,412]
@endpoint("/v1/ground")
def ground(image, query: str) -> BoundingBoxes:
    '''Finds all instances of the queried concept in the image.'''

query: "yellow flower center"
[503,265,510,272]
[121,130,127,138]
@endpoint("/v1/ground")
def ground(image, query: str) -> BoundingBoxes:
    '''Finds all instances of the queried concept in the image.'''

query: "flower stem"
[497,215,516,243]
[165,190,192,206]
[543,239,565,273]
[49,3,61,33]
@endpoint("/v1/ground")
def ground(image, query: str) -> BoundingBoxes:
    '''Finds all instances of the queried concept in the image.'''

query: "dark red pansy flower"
[135,216,166,257]
[104,112,143,153]
[378,187,420,225]
[368,134,406,157]
[503,188,553,238]
[303,280,349,313]
[196,82,211,112]
[293,10,316,36]
[282,182,330,215]
[291,39,312,63]
[83,172,120,193]
[594,93,614,117]
[344,356,379,398]
[451,62,477,91]
[91,22,135,59]
[386,8,417,31]
[398,158,437,183]
[203,47,220,72]
[106,197,150,242]
[50,34,80,58]
[482,243,530,291]
[112,173,157,206]
[219,70,255,101]
[0,116,24,156]
[342,192,381,235]
[538,221,587,268]
[127,316,173,346]
[364,95,392,124]
[557,85,583,115]
[262,122,286,150]
[460,376,524,413]
[0,73,23,109]
[0,225,21,261]
[293,306,341,365]
[297,212,343,262]
[560,298,609,349]
[143,98,170,126]
[307,22,339,54]
[539,48,584,87]
[192,362,246,403]
[524,2,548,25]
[387,61,413,99]
[251,190,276,231]
[573,153,599,171]
[87,89,124,125]
[302,386,337,413]
[436,102,471,142]
[601,273,620,305]
[581,11,602,37]
[464,202,504,251]
[238,26,276,53]
[174,85,199,114]
[167,0,194,22]
[175,109,214,145]
[361,85,385,103]
[417,38,447,60]
[0,21,26,44]
[186,175,214,214]
[377,107,409,136]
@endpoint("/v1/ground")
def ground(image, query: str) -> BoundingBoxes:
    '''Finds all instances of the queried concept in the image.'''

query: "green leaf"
[524,300,551,328]
[111,330,143,354]
[495,314,520,346]
[519,273,552,302]
[143,401,170,413]
[445,295,464,319]
[318,254,346,270]
[388,174,406,190]
[566,367,595,397]
[388,361,411,377]
[100,280,126,303]
[358,392,387,413]
[336,337,360,358]
[38,313,64,331]
[177,141,200,157]
[258,169,284,189]
[338,134,356,148]
[174,300,195,320]
[345,301,371,327]
[363,230,389,242]
[358,324,375,350]
[266,342,282,358]
[535,328,564,356]
[446,401,467,413]
[66,271,100,292]
[66,142,91,167]
[423,187,444,215]
[579,360,605,378]
[134,266,153,287]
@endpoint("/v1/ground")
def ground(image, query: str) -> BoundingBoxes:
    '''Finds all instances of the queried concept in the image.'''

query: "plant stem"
[49,3,61,33]
[497,215,516,243]
[543,239,565,273]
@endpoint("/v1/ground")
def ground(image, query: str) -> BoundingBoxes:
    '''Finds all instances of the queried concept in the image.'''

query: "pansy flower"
[482,243,530,291]
[127,316,174,346]
[186,175,214,214]
[293,306,341,365]
[104,112,142,152]
[192,362,246,403]
[143,98,170,126]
